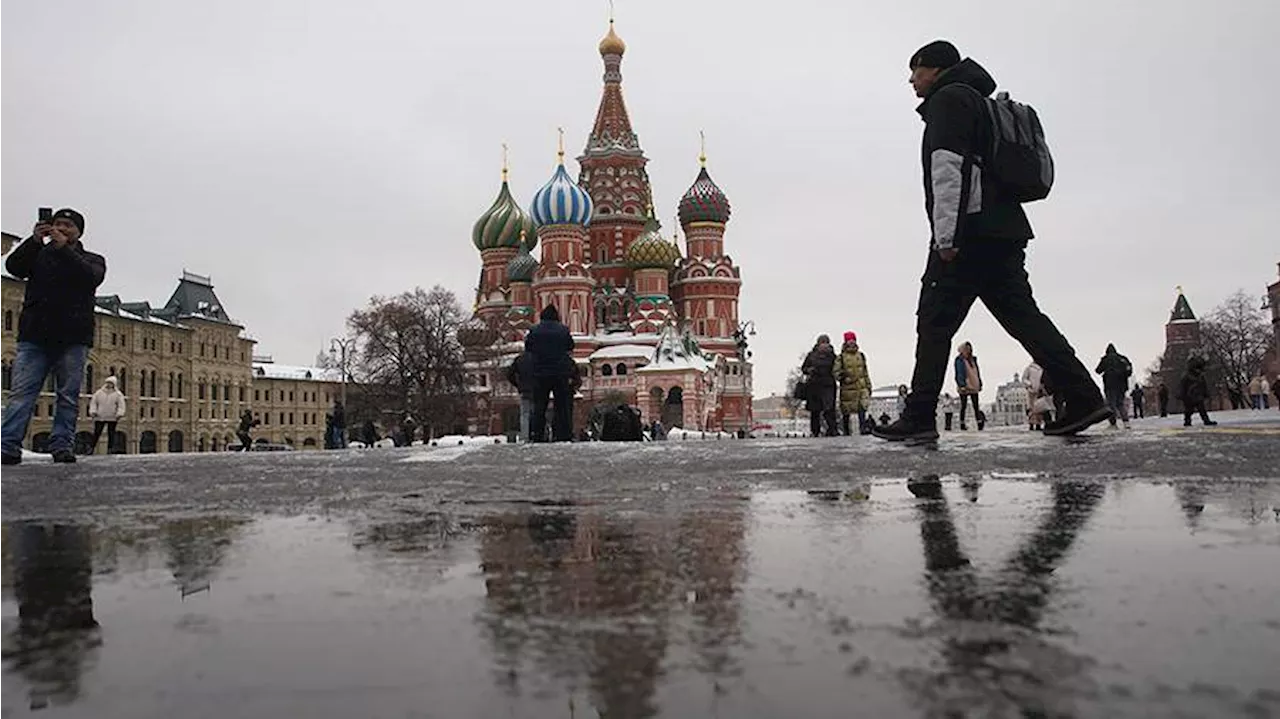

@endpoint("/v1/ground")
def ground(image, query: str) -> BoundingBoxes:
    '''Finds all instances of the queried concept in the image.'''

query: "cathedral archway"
[662,386,684,428]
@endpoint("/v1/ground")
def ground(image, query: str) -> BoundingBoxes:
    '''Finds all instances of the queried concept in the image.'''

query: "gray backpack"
[977,91,1055,203]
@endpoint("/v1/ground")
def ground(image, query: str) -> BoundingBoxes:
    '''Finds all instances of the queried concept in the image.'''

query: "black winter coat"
[801,345,838,412]
[1095,345,1133,393]
[917,59,1034,251]
[524,320,575,379]
[5,236,107,348]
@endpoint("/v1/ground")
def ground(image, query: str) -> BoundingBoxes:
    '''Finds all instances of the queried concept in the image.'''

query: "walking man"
[1158,382,1170,417]
[1096,344,1133,428]
[330,400,346,448]
[873,41,1110,442]
[524,305,575,442]
[505,351,535,441]
[1,209,106,464]
[88,376,126,454]
[1130,384,1146,420]
[236,409,259,450]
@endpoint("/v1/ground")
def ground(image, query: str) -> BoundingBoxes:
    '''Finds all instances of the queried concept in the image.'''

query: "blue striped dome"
[530,162,593,227]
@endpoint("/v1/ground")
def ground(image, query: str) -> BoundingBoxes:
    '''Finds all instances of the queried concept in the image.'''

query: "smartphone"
[38,207,53,223]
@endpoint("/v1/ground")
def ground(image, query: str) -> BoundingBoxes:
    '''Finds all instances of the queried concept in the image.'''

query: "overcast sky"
[4,0,1276,400]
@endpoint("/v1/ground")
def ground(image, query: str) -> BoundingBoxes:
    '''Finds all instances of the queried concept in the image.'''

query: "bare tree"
[1201,289,1274,397]
[347,286,469,437]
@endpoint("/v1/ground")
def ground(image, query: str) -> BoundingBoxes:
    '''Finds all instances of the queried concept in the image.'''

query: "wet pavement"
[2,420,1279,717]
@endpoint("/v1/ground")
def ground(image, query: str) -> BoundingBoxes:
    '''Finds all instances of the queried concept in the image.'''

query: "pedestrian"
[1271,375,1279,411]
[402,413,417,446]
[524,304,575,442]
[1249,375,1268,410]
[1179,355,1218,427]
[834,331,872,435]
[873,41,1111,442]
[1130,384,1146,420]
[362,419,378,445]
[236,409,259,450]
[86,375,126,454]
[1158,382,1170,417]
[801,334,839,437]
[324,413,335,449]
[1022,361,1044,429]
[895,384,909,420]
[1,209,107,465]
[331,400,346,448]
[1096,344,1133,429]
[940,393,956,431]
[505,351,535,442]
[954,342,983,431]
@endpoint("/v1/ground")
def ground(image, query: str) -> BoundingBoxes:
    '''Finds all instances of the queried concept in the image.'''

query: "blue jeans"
[2,342,89,457]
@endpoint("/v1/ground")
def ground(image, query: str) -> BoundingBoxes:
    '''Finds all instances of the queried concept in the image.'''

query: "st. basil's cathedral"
[457,20,753,435]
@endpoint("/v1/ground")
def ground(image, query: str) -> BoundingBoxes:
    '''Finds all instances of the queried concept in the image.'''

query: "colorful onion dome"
[626,212,681,270]
[472,179,536,251]
[507,245,538,283]
[457,315,498,347]
[530,160,593,227]
[599,19,626,56]
[678,166,731,225]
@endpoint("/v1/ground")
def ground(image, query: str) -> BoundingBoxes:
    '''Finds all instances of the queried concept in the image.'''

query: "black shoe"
[1203,420,1218,426]
[51,450,76,464]
[1043,404,1113,436]
[872,418,940,442]
[1,453,20,466]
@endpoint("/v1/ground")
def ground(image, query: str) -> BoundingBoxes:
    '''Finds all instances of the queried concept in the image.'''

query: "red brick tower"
[1159,287,1202,412]
[577,20,653,291]
[673,144,741,358]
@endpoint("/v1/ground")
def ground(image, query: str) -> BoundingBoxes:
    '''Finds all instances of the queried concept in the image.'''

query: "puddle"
[3,479,1279,717]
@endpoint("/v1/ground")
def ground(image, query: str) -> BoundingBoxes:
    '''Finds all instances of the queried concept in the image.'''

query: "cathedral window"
[601,364,613,377]
[615,363,627,376]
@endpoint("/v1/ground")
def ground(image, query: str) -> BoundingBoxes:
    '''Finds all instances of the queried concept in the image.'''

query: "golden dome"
[598,20,626,56]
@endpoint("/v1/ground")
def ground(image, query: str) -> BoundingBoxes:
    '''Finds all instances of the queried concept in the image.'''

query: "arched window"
[3,310,12,332]
[177,373,184,399]
[598,246,609,263]
[1,361,11,390]
[601,364,613,377]
[139,368,148,397]
[85,364,94,393]
[615,363,627,376]
[149,370,157,398]
[119,367,127,395]
[169,372,175,397]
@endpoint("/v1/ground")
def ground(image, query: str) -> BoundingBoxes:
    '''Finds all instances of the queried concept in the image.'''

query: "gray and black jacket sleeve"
[922,87,984,251]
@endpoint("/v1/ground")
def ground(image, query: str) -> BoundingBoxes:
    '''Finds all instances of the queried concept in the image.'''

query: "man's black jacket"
[5,235,107,348]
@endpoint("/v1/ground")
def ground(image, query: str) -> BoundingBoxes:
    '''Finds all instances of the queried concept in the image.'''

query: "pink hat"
[843,331,857,343]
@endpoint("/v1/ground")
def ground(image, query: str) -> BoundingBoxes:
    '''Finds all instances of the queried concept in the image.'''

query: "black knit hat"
[53,208,85,235]
[539,304,560,322]
[910,40,961,70]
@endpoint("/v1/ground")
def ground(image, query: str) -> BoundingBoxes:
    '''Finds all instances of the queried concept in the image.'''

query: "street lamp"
[732,320,756,360]
[329,337,353,409]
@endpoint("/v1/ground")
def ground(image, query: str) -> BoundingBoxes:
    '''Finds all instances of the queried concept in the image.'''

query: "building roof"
[164,271,238,325]
[1170,291,1196,322]
[637,324,716,373]
[588,344,654,361]
[252,361,342,382]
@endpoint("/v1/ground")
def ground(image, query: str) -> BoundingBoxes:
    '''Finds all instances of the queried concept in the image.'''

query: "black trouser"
[1159,397,1169,417]
[530,376,573,442]
[1184,402,1212,426]
[906,243,1101,420]
[91,420,117,454]
[841,410,867,436]
[958,394,980,426]
[808,407,837,437]
[237,431,252,450]
[1132,399,1144,419]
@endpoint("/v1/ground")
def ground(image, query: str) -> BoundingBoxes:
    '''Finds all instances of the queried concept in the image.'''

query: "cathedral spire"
[585,18,641,156]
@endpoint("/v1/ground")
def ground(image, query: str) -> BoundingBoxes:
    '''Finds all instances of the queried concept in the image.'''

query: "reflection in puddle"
[1,479,1278,718]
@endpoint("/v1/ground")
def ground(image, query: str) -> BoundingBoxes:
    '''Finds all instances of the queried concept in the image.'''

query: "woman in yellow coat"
[834,331,872,435]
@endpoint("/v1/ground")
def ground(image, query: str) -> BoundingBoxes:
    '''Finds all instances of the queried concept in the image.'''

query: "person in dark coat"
[330,400,346,448]
[505,351,535,441]
[2,209,106,465]
[1095,344,1133,428]
[801,334,839,437]
[873,41,1110,442]
[524,305,575,442]
[236,410,259,451]
[1179,355,1217,427]
[1157,382,1170,417]
[362,419,379,445]
[1130,384,1145,420]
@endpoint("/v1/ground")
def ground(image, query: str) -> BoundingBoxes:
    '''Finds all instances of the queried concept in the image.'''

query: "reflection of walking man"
[907,477,1105,714]
[2,209,106,465]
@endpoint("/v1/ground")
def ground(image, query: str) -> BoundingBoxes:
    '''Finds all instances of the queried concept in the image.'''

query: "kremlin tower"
[460,18,752,435]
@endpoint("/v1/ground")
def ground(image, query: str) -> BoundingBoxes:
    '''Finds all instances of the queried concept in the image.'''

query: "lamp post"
[329,337,353,408]
[732,320,756,360]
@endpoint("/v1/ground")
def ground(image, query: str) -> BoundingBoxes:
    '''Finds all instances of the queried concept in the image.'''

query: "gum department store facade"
[459,20,754,434]
[2,233,340,454]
